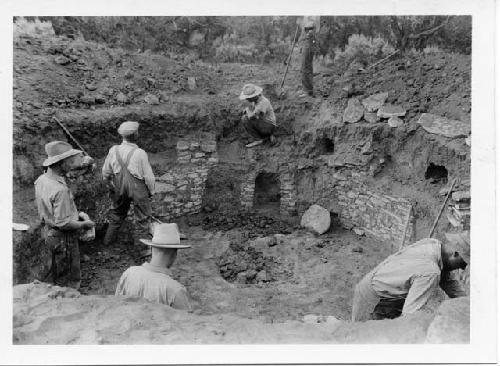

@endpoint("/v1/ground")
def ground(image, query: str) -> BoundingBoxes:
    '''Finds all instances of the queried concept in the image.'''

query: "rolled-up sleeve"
[171,288,192,311]
[402,273,440,314]
[439,270,467,298]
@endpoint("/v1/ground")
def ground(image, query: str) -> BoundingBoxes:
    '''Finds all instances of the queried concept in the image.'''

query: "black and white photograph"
[3,0,497,364]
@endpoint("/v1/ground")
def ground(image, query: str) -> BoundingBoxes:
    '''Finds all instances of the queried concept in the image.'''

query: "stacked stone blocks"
[152,134,217,220]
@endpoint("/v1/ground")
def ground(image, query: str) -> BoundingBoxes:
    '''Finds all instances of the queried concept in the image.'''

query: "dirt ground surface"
[14,281,469,344]
[12,30,471,344]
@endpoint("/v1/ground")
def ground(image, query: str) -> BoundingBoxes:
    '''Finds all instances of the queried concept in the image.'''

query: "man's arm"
[171,288,192,311]
[102,147,114,182]
[439,270,467,298]
[402,273,440,314]
[139,150,155,195]
[52,190,94,231]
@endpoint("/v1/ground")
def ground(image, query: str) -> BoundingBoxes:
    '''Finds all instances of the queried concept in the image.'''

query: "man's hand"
[80,220,95,230]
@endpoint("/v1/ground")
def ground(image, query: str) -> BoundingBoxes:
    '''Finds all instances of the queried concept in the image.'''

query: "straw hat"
[239,84,263,100]
[118,121,139,136]
[140,223,191,249]
[445,231,470,263]
[42,141,82,167]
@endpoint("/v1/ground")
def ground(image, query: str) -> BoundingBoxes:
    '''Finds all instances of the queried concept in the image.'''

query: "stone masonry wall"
[240,167,297,215]
[296,167,414,246]
[152,133,217,220]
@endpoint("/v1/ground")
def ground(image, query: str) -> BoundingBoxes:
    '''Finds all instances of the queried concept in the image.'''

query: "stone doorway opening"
[253,172,281,214]
[425,163,448,184]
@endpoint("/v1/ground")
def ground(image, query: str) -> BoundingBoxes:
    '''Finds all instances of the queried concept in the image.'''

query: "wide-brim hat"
[118,121,139,136]
[445,231,470,263]
[140,223,191,249]
[239,84,263,100]
[42,141,82,167]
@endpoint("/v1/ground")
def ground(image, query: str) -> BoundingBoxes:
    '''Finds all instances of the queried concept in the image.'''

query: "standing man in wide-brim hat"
[239,83,277,148]
[102,121,155,247]
[34,141,95,289]
[115,223,192,310]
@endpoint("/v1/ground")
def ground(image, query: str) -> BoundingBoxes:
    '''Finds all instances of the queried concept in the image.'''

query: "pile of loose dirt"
[188,211,298,238]
[217,239,293,284]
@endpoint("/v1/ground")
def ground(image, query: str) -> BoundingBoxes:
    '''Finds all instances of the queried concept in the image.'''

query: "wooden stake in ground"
[398,205,413,251]
[428,178,457,238]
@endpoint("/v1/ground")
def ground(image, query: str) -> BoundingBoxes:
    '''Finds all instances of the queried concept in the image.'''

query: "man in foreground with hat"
[351,232,469,322]
[102,121,156,246]
[115,223,192,310]
[239,83,277,148]
[35,141,96,289]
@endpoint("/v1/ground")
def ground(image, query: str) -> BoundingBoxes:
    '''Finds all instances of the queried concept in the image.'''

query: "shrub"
[14,17,55,37]
[334,34,395,67]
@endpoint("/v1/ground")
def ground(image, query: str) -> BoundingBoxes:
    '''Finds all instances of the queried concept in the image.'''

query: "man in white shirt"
[102,121,155,246]
[115,223,192,310]
[239,84,277,148]
[352,232,469,322]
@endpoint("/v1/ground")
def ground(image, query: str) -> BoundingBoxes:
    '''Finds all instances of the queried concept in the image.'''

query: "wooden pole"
[279,24,300,90]
[398,205,413,251]
[429,178,457,238]
[52,116,89,156]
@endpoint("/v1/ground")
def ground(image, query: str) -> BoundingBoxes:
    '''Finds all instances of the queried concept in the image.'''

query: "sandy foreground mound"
[13,282,468,344]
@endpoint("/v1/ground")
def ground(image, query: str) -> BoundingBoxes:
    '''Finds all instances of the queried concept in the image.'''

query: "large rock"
[388,116,404,128]
[342,98,364,123]
[425,297,469,343]
[417,113,471,138]
[362,92,388,112]
[300,204,331,235]
[377,104,406,119]
[363,111,379,123]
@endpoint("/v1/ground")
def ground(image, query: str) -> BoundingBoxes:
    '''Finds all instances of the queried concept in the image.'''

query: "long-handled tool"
[278,24,300,94]
[52,116,90,156]
[398,205,413,251]
[429,178,457,238]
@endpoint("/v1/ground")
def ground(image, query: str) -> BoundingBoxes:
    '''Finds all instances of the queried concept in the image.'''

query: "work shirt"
[34,170,79,229]
[115,263,192,310]
[245,95,277,127]
[102,141,155,194]
[370,238,466,314]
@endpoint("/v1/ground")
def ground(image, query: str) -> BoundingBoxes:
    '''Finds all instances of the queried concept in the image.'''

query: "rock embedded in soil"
[425,297,469,343]
[377,104,407,119]
[362,92,388,112]
[54,55,71,65]
[417,113,470,138]
[144,94,160,105]
[388,116,404,128]
[363,111,379,123]
[115,92,128,103]
[342,98,365,123]
[300,204,331,235]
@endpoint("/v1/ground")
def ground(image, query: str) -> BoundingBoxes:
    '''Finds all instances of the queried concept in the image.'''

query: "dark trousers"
[104,179,152,246]
[301,46,314,95]
[242,115,276,140]
[41,227,81,288]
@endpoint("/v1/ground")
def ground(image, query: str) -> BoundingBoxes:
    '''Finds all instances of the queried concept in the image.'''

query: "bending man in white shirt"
[352,232,469,322]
